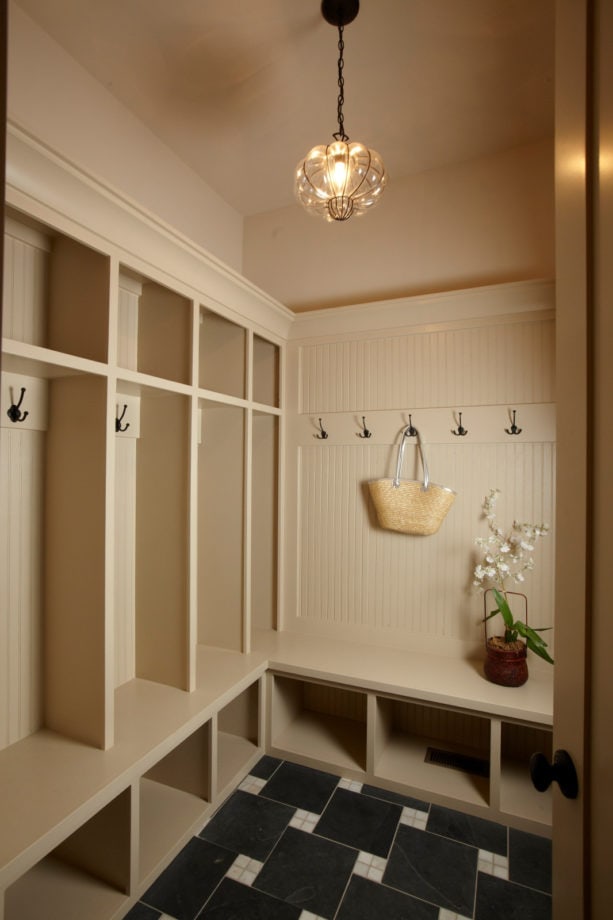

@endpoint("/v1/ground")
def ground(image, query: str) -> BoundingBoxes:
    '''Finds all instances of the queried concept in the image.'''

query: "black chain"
[333,25,349,142]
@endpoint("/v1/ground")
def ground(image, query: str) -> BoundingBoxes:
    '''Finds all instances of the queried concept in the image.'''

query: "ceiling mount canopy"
[321,0,359,28]
[295,0,387,222]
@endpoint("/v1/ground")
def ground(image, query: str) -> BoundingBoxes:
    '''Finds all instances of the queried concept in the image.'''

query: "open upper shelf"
[253,334,280,408]
[118,270,191,385]
[4,213,110,365]
[199,308,246,398]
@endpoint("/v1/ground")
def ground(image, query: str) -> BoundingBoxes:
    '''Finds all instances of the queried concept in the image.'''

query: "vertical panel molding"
[300,317,555,414]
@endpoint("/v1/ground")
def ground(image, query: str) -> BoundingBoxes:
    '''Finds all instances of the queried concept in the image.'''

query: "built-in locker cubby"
[139,723,212,883]
[270,675,368,774]
[251,412,279,633]
[198,400,246,651]
[253,335,280,408]
[1,153,290,920]
[216,680,261,793]
[373,696,491,807]
[4,213,110,363]
[1,364,110,751]
[45,373,110,748]
[499,720,552,826]
[3,789,131,920]
[117,270,191,384]
[1,369,46,751]
[199,308,246,398]
[115,384,191,692]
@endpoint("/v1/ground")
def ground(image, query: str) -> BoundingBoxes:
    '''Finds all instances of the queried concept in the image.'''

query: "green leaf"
[492,588,514,630]
[525,636,555,664]
[515,622,549,647]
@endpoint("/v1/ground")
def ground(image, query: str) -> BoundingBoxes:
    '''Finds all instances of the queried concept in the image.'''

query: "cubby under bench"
[0,647,267,920]
[258,631,553,837]
[0,634,553,920]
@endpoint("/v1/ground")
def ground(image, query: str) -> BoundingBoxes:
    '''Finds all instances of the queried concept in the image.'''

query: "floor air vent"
[424,746,490,778]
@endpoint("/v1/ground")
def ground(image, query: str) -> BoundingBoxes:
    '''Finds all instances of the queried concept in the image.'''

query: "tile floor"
[125,757,552,920]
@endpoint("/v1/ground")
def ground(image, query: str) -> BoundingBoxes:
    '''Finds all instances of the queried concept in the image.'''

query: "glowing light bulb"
[331,155,348,194]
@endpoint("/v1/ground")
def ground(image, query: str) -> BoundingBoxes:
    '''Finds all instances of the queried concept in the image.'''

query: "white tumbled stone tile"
[238,775,267,795]
[400,805,429,829]
[226,854,264,886]
[290,809,320,832]
[338,777,363,793]
[477,849,509,879]
[353,850,388,881]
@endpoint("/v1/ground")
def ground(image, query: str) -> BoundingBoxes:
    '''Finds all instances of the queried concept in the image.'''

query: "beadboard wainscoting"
[0,423,45,748]
[298,309,554,415]
[284,289,556,659]
[114,435,137,688]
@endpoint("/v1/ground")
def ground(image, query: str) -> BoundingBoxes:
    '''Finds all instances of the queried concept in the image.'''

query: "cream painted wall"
[7,2,244,272]
[8,2,554,312]
[243,140,555,311]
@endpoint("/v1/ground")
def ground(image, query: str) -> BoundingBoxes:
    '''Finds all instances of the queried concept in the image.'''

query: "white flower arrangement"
[473,489,553,664]
[473,488,549,593]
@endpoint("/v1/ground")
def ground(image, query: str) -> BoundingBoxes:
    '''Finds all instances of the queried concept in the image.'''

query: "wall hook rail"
[315,418,328,439]
[357,416,372,438]
[451,411,468,436]
[505,409,522,435]
[7,387,29,423]
[115,404,130,433]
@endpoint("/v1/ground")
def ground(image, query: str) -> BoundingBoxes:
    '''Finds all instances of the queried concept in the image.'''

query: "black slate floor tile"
[199,877,302,919]
[250,755,283,780]
[509,828,552,893]
[427,804,508,855]
[255,826,357,919]
[200,789,294,861]
[384,823,478,916]
[336,874,439,920]
[475,872,552,920]
[315,787,402,858]
[135,762,552,920]
[123,904,161,920]
[141,837,235,920]
[361,783,430,813]
[260,760,340,813]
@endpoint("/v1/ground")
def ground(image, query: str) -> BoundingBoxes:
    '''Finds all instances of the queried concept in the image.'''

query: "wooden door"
[585,0,613,915]
[553,1,613,918]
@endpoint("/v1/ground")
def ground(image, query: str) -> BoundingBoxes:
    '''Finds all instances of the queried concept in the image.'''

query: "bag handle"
[393,426,430,490]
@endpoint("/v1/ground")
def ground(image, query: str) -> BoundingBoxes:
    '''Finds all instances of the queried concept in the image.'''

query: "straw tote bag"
[369,427,456,535]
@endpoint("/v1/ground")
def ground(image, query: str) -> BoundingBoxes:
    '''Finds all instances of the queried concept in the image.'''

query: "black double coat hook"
[7,387,29,423]
[116,405,130,433]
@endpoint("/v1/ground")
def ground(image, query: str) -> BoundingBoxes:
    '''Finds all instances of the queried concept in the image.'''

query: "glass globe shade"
[295,140,387,222]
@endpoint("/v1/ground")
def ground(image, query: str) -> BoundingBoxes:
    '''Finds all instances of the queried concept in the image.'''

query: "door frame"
[553,1,613,917]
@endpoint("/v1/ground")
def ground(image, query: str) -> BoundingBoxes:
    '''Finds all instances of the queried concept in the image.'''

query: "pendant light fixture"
[295,0,387,222]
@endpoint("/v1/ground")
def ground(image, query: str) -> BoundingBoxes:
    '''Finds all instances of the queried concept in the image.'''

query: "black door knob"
[529,749,579,799]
